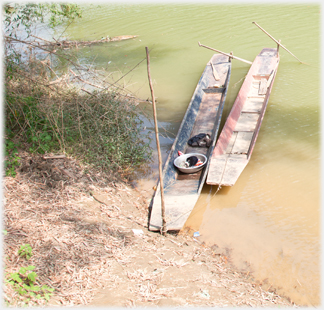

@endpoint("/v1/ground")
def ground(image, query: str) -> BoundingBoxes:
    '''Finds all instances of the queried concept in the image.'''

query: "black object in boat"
[188,133,211,147]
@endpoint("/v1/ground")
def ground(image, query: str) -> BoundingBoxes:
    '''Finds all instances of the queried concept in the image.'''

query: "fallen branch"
[40,35,139,49]
[70,69,105,89]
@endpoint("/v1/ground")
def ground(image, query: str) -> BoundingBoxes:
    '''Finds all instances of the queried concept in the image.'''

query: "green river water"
[63,3,320,306]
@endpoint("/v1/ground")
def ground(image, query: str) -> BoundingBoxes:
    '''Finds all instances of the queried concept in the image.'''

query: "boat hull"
[149,54,232,231]
[207,48,279,187]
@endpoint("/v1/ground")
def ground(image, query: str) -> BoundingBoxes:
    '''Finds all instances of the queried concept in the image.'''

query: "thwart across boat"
[149,53,232,231]
[206,47,280,186]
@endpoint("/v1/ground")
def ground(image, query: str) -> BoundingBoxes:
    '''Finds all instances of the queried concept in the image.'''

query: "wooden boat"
[206,47,280,187]
[149,54,232,231]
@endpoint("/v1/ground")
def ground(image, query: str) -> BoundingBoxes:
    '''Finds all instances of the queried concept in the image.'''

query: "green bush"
[5,244,54,306]
[4,2,152,178]
[6,265,54,304]
[5,77,152,176]
[4,130,21,177]
[18,244,33,260]
[65,91,152,171]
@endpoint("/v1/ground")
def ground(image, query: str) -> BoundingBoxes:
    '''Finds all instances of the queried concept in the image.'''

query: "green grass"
[5,75,152,177]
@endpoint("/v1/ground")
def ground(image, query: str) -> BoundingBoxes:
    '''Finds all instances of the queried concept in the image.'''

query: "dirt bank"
[3,153,296,307]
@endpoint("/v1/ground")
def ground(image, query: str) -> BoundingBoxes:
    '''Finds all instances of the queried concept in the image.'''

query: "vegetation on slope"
[4,2,152,179]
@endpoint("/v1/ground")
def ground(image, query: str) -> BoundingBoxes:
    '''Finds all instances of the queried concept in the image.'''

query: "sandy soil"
[3,153,297,307]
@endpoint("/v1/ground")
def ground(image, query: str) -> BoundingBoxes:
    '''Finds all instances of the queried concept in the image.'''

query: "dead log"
[39,35,138,49]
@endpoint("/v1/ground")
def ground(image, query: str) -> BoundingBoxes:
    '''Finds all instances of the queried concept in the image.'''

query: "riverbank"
[3,152,297,307]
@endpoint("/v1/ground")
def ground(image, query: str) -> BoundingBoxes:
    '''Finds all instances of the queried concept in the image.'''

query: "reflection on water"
[65,3,320,306]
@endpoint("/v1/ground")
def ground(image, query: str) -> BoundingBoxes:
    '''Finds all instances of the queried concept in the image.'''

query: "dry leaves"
[3,153,134,306]
[3,153,297,307]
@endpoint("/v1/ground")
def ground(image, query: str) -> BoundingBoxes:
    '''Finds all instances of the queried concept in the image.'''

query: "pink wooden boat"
[206,47,279,186]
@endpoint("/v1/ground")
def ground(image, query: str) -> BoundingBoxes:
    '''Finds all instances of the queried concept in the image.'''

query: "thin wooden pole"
[198,41,252,65]
[145,46,167,236]
[252,22,308,65]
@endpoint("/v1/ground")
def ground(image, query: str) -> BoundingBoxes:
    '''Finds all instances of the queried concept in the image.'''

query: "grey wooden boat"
[149,54,232,231]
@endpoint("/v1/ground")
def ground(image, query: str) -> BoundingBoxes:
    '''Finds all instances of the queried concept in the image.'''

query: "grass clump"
[4,45,152,178]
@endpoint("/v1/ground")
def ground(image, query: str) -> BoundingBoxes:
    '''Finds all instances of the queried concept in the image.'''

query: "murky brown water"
[185,158,320,305]
[64,3,320,306]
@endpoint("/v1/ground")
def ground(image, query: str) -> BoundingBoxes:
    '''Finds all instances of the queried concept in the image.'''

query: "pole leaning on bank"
[145,47,167,236]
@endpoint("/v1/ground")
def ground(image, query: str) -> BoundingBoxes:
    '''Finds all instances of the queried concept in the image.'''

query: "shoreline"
[3,152,296,307]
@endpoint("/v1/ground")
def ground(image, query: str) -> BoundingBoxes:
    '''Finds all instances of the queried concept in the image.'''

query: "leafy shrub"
[5,244,54,306]
[18,244,33,260]
[5,75,152,176]
[5,130,21,177]
[6,265,54,304]
[63,91,152,172]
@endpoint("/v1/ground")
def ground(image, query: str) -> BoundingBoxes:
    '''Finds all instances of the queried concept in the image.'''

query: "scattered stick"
[70,69,105,89]
[43,155,66,159]
[81,88,93,95]
[30,34,54,45]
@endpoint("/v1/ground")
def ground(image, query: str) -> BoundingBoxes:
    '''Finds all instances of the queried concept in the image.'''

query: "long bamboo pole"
[198,41,252,65]
[145,47,167,236]
[252,22,308,65]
